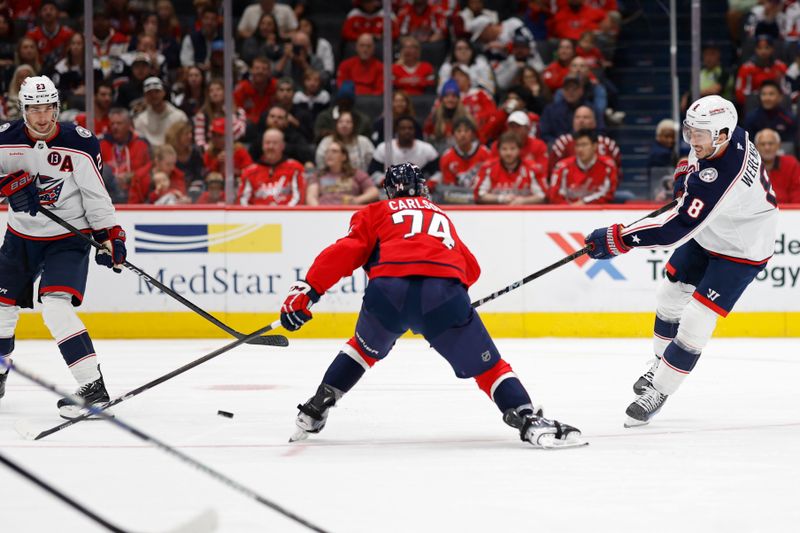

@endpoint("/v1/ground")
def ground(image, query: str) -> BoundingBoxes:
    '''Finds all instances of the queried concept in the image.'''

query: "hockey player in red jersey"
[280,163,585,449]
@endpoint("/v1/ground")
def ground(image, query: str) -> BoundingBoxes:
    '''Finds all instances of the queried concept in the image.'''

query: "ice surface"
[1,337,798,532]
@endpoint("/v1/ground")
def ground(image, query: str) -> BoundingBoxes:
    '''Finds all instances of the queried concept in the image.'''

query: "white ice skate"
[504,408,587,449]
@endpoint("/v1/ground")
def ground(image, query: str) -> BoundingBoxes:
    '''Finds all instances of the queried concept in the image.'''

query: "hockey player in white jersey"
[0,76,127,419]
[584,95,778,427]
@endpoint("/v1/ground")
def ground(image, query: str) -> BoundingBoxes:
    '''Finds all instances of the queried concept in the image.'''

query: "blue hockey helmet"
[383,163,429,199]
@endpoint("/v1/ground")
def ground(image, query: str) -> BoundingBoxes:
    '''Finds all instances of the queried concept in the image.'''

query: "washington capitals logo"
[36,173,65,205]
[547,232,625,280]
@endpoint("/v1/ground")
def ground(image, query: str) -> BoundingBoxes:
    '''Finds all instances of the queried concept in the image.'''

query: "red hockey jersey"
[439,143,492,186]
[474,158,545,200]
[238,159,306,206]
[392,62,435,96]
[548,154,617,204]
[305,197,480,293]
[490,135,548,177]
[735,59,787,105]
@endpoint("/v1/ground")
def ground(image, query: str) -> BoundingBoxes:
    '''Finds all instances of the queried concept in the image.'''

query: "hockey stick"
[36,207,288,348]
[0,452,217,533]
[2,358,330,533]
[471,200,679,308]
[18,321,282,441]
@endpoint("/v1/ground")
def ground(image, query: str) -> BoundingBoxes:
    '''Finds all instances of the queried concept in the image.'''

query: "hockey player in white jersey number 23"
[0,76,127,419]
[585,95,778,427]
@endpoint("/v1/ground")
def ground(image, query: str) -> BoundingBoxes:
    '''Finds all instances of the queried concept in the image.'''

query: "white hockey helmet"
[19,75,61,130]
[682,95,737,157]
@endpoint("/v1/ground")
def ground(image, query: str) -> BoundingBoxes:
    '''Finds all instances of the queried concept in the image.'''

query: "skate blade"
[59,406,114,421]
[537,433,589,450]
[289,428,309,443]
[624,416,650,428]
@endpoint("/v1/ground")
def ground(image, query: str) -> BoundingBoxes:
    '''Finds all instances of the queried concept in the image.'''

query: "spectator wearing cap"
[180,6,221,69]
[196,172,226,204]
[550,105,621,172]
[337,33,384,96]
[490,110,548,178]
[549,129,617,205]
[439,117,492,187]
[238,0,299,41]
[424,79,474,154]
[204,117,255,179]
[437,38,495,96]
[99,107,153,204]
[755,128,800,204]
[314,80,371,141]
[315,110,375,172]
[134,76,190,147]
[75,82,115,137]
[457,0,498,39]
[26,0,75,60]
[392,36,435,97]
[115,52,154,110]
[398,0,446,43]
[539,75,605,143]
[238,128,307,206]
[234,56,278,125]
[542,39,576,92]
[735,34,787,105]
[469,14,538,60]
[547,0,608,41]
[128,32,168,80]
[451,65,497,142]
[369,115,440,185]
[341,0,399,43]
[474,131,546,205]
[494,32,546,92]
[744,79,797,143]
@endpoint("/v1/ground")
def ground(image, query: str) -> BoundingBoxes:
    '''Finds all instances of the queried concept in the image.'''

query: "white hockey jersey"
[0,120,117,239]
[621,126,778,263]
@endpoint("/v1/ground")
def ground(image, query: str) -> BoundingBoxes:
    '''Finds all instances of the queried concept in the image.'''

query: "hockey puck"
[217,410,234,419]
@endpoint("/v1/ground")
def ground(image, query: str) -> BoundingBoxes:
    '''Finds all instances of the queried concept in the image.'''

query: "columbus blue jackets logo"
[37,174,65,205]
[698,168,718,183]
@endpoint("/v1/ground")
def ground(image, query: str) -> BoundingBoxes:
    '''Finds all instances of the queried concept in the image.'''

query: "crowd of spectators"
[2,0,797,207]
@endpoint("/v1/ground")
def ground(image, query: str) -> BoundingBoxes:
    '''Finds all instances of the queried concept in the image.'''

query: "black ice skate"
[633,357,661,395]
[57,368,111,420]
[625,384,668,428]
[0,367,7,406]
[289,384,343,443]
[503,407,587,449]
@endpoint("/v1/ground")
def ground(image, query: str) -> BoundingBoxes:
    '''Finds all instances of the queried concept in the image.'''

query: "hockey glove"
[672,159,689,199]
[280,280,321,331]
[93,226,127,273]
[0,170,38,217]
[585,224,631,260]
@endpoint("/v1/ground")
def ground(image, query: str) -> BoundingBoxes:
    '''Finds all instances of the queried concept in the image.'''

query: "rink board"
[3,205,798,338]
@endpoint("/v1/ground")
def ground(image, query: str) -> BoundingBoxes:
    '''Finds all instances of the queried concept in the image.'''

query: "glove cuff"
[606,224,631,255]
[93,225,126,243]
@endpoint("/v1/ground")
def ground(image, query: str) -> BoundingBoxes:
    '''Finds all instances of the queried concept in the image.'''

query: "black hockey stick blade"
[16,321,283,441]
[37,207,287,348]
[4,359,331,533]
[471,199,679,308]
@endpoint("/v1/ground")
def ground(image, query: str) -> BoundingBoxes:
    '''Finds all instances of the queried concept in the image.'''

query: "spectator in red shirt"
[99,107,153,204]
[735,34,788,105]
[342,0,399,43]
[576,31,609,70]
[755,128,800,204]
[234,56,278,124]
[75,81,114,138]
[337,33,384,96]
[398,0,446,42]
[489,111,548,179]
[451,65,497,141]
[195,172,226,205]
[203,118,254,179]
[549,128,617,204]
[392,36,435,96]
[547,0,607,41]
[238,128,307,206]
[149,170,190,205]
[542,39,576,92]
[25,0,74,60]
[152,144,187,195]
[474,131,546,205]
[439,117,491,187]
[549,105,621,172]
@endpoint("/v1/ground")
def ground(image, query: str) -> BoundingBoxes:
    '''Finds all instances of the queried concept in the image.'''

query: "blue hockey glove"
[0,170,38,216]
[93,226,127,273]
[585,224,631,260]
[280,280,321,331]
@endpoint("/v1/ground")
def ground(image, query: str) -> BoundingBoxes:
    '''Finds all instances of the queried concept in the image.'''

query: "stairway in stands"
[610,0,731,199]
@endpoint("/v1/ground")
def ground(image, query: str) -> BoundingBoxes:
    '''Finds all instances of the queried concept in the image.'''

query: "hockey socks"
[58,331,101,385]
[324,337,381,393]
[474,359,532,413]
[653,340,700,395]
[0,336,13,377]
[653,315,679,358]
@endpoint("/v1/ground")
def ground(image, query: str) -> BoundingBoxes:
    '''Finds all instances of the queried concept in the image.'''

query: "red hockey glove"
[93,226,127,273]
[280,280,321,331]
[0,170,38,216]
[585,224,631,260]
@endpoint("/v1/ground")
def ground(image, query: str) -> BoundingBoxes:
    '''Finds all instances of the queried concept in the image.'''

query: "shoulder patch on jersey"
[76,126,92,138]
[698,167,718,183]
[0,123,9,133]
